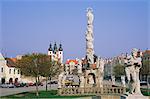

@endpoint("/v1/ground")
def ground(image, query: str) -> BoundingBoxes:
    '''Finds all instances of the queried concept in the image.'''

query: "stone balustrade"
[58,86,126,96]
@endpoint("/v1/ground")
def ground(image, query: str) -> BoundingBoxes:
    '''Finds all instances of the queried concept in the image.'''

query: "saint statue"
[58,72,65,88]
[124,48,142,95]
[87,8,94,25]
[77,59,82,74]
[88,74,95,85]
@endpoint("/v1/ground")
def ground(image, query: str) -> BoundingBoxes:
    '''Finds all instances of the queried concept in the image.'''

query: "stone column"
[86,8,94,64]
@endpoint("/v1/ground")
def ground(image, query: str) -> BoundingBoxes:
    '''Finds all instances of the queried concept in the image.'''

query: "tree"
[140,60,150,81]
[113,63,125,77]
[16,53,52,96]
[39,61,61,91]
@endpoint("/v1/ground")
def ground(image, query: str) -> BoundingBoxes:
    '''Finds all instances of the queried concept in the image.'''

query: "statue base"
[121,94,149,99]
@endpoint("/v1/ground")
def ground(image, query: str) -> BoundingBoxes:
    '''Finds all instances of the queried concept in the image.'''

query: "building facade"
[0,53,21,84]
[140,50,150,83]
[48,42,63,63]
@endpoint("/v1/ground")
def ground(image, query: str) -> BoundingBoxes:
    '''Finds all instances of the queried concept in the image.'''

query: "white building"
[0,53,21,84]
[0,53,6,84]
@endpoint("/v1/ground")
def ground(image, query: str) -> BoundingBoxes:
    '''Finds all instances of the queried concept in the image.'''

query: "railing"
[58,86,126,96]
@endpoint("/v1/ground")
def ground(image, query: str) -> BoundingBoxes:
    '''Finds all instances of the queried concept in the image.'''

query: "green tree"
[140,60,150,81]
[39,61,61,91]
[16,53,51,96]
[113,63,125,77]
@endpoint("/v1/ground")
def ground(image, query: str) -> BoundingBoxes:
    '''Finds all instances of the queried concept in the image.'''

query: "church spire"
[59,43,63,51]
[53,42,58,53]
[48,43,53,51]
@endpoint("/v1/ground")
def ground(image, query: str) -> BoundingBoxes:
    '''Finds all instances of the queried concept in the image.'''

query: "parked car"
[14,83,21,87]
[33,82,43,86]
[14,83,27,87]
[140,81,148,86]
[26,82,34,87]
[0,83,15,88]
[20,83,28,87]
[48,80,58,84]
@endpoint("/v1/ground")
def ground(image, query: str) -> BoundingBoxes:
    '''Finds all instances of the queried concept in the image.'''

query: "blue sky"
[0,0,149,61]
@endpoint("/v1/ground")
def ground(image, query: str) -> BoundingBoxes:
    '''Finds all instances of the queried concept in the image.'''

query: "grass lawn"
[1,88,150,98]
[141,88,150,96]
[1,90,91,98]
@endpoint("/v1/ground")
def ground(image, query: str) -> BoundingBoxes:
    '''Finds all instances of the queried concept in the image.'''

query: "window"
[60,52,61,54]
[14,69,15,74]
[1,67,3,72]
[9,69,11,74]
[18,70,19,74]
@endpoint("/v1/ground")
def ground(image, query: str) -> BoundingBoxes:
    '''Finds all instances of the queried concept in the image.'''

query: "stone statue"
[121,75,126,87]
[58,72,65,88]
[88,74,94,85]
[77,59,82,74]
[80,75,85,88]
[112,76,116,85]
[87,8,94,25]
[134,50,142,94]
[124,48,142,95]
[65,64,69,75]
[99,58,105,87]
[99,58,105,72]
[62,74,67,88]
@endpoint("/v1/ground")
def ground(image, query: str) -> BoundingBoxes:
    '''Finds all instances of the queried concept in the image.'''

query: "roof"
[66,60,78,64]
[143,50,150,55]
[6,58,17,67]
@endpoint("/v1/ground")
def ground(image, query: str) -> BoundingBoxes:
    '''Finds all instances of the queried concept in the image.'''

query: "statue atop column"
[87,8,94,25]
[86,8,94,65]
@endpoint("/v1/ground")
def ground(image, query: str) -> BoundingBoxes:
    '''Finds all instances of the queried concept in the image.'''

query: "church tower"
[58,43,63,63]
[48,42,63,63]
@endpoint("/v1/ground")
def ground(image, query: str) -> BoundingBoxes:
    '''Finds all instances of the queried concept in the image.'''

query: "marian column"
[86,8,94,64]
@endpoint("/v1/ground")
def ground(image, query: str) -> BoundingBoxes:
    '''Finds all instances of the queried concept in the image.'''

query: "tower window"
[1,67,3,72]
[9,69,11,74]
[60,52,61,54]
[50,52,51,54]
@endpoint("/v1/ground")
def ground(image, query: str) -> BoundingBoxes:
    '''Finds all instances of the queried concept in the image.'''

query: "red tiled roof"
[6,58,17,67]
[66,60,78,64]
[143,50,150,55]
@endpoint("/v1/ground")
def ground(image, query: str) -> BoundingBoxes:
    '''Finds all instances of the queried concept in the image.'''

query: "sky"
[0,0,150,61]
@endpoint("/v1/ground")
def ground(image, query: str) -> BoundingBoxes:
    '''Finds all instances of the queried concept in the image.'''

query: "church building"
[48,42,63,63]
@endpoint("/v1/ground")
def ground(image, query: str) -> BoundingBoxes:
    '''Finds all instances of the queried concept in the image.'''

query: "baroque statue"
[124,48,142,95]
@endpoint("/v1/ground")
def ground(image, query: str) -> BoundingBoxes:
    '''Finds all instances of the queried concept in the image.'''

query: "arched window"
[14,69,15,74]
[18,70,19,74]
